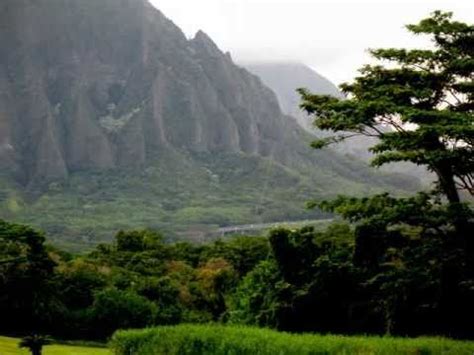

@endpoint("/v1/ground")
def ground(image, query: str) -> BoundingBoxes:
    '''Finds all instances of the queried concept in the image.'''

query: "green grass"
[0,336,109,355]
[111,324,474,355]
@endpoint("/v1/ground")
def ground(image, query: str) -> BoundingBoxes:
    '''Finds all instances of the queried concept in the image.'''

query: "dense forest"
[0,9,472,353]
[0,215,472,341]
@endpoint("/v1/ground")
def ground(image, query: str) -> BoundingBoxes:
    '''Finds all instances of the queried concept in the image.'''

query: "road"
[217,219,333,236]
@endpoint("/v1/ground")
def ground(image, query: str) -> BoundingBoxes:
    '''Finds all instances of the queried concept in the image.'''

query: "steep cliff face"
[0,0,421,247]
[0,0,289,187]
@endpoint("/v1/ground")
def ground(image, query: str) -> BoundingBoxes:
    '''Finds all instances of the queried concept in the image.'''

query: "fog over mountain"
[245,62,434,185]
[150,0,473,85]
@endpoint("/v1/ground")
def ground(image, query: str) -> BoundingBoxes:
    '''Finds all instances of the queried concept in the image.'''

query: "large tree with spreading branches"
[299,11,473,203]
[299,11,473,269]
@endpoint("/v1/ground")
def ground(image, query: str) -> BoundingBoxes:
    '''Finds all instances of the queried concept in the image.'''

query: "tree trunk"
[435,162,473,272]
[435,163,460,204]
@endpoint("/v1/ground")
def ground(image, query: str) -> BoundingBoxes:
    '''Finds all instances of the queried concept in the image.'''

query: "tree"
[194,258,237,320]
[200,236,270,276]
[228,260,288,328]
[298,12,474,336]
[18,334,52,355]
[299,11,473,261]
[299,11,473,204]
[90,289,157,338]
[0,220,61,334]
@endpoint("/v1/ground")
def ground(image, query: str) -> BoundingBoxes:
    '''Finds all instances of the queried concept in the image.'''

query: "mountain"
[245,62,433,185]
[246,62,376,159]
[0,0,418,250]
[0,0,291,186]
[245,63,341,122]
[245,62,346,136]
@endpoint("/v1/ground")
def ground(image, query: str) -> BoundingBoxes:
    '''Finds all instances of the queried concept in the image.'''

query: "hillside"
[245,62,342,126]
[0,0,418,249]
[245,62,379,159]
[246,62,433,185]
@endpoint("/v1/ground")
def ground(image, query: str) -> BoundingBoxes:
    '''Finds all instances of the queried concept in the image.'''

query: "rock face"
[246,62,433,185]
[246,62,342,130]
[0,0,424,246]
[0,0,291,187]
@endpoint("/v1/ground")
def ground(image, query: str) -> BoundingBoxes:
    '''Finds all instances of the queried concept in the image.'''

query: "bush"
[110,324,474,355]
[90,289,156,338]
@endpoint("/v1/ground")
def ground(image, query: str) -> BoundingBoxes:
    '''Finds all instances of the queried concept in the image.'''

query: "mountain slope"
[0,0,291,186]
[246,62,433,185]
[245,62,342,124]
[0,0,418,249]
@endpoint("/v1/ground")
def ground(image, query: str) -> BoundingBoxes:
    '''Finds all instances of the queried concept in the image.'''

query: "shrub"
[90,289,156,338]
[110,324,474,355]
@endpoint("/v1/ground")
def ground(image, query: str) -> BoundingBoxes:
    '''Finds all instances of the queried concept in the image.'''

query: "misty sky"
[150,0,473,86]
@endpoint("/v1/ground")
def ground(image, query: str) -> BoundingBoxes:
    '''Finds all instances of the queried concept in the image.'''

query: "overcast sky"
[149,0,473,86]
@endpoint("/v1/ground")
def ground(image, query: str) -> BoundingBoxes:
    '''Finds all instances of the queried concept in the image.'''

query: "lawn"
[111,324,474,355]
[0,336,109,355]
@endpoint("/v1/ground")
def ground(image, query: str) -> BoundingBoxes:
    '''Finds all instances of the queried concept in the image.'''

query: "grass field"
[0,336,109,355]
[111,324,474,355]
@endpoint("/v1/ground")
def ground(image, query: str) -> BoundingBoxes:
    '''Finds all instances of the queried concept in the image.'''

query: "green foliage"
[133,276,182,324]
[115,229,163,252]
[193,258,238,320]
[1,215,473,339]
[229,224,359,332]
[0,220,62,334]
[266,226,361,333]
[316,191,472,228]
[110,324,474,355]
[90,289,157,339]
[297,12,474,337]
[299,11,473,203]
[0,222,277,340]
[199,236,270,276]
[310,192,473,336]
[57,259,107,310]
[228,260,286,327]
[0,149,413,252]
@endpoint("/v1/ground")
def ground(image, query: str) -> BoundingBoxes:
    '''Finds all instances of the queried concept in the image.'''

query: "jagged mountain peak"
[0,0,419,245]
[191,30,228,59]
[193,30,213,42]
[0,0,291,186]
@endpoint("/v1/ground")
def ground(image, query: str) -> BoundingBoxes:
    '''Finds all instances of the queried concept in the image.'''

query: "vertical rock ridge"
[0,0,357,189]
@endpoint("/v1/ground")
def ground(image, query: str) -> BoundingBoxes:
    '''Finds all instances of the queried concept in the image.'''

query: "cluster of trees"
[294,10,474,338]
[1,216,473,340]
[234,220,473,338]
[0,11,472,342]
[0,222,269,339]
